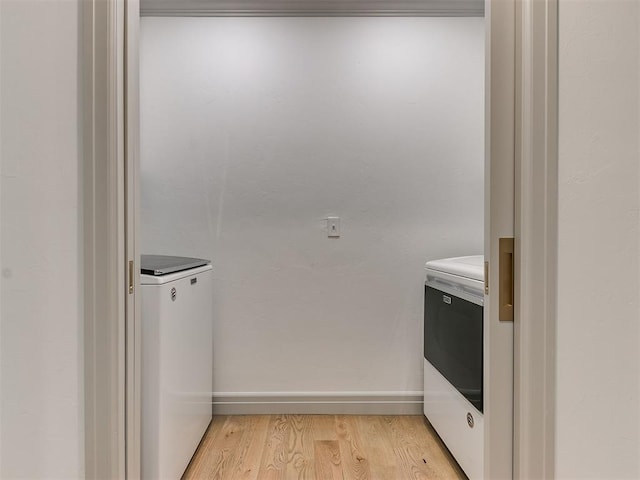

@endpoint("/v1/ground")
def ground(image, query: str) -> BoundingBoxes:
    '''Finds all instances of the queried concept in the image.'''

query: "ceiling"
[140,0,485,17]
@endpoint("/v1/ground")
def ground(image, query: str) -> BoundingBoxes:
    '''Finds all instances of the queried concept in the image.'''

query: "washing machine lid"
[141,254,211,276]
[425,255,484,282]
[425,255,485,302]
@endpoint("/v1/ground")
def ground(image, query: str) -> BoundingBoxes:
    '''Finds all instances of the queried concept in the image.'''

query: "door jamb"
[82,0,129,478]
[125,0,142,478]
[513,1,558,478]
[486,0,558,477]
[485,0,516,476]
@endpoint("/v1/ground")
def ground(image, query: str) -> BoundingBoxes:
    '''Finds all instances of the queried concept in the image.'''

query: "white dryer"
[423,255,484,480]
[141,255,213,479]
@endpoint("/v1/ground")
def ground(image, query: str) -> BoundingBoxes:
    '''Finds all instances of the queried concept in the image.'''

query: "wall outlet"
[327,217,340,237]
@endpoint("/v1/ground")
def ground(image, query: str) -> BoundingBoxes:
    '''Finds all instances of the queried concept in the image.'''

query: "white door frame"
[125,0,142,478]
[513,1,558,478]
[82,1,559,478]
[82,0,126,478]
[82,0,139,478]
[485,1,559,478]
[485,0,516,478]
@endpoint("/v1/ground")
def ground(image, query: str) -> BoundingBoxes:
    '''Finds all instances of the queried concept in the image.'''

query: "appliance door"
[424,285,483,412]
[142,269,213,479]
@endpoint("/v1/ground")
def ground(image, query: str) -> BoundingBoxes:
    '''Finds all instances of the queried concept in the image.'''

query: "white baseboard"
[212,391,424,415]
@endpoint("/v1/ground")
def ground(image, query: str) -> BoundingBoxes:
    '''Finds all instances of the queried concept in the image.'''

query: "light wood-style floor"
[183,415,467,480]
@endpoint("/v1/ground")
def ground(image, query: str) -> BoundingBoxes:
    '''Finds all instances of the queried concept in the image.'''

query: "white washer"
[424,255,484,480]
[141,255,213,480]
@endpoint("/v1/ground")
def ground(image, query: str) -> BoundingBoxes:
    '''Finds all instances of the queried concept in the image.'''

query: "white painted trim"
[212,391,424,415]
[140,0,484,17]
[82,0,127,478]
[125,0,142,479]
[513,0,557,478]
[485,0,515,478]
[0,2,4,475]
[0,3,4,474]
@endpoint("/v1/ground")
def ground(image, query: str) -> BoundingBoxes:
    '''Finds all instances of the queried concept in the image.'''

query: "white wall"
[0,0,83,477]
[140,17,484,400]
[557,1,640,478]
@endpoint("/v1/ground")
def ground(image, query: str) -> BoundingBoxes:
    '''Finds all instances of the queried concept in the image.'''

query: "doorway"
[135,7,496,480]
[82,2,556,478]
[132,2,510,479]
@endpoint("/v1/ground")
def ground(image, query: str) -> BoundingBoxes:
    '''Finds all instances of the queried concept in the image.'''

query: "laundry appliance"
[423,255,484,480]
[141,255,213,479]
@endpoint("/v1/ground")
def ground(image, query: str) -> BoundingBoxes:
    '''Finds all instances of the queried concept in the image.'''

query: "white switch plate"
[327,217,340,237]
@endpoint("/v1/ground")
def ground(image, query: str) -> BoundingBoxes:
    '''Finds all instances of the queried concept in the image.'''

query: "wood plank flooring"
[183,415,467,480]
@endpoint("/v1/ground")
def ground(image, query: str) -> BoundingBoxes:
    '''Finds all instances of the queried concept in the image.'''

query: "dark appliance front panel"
[424,285,483,412]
